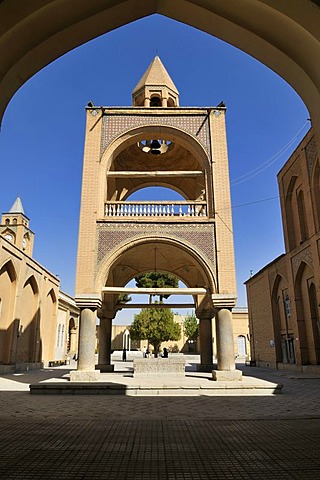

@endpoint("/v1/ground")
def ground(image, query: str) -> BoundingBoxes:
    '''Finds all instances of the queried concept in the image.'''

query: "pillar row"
[97,315,114,372]
[70,296,101,382]
[199,316,214,366]
[77,307,97,371]
[216,308,236,371]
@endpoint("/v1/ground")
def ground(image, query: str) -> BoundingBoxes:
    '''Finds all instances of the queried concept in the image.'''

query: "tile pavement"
[0,356,320,478]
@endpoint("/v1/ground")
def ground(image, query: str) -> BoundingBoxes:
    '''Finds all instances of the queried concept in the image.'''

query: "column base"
[70,370,101,382]
[212,370,242,381]
[96,364,114,372]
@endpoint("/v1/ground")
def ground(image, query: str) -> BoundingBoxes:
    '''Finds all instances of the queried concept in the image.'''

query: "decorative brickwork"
[282,156,301,196]
[268,271,276,288]
[305,136,318,179]
[276,262,288,282]
[291,246,314,279]
[101,113,210,155]
[268,261,288,292]
[96,222,216,273]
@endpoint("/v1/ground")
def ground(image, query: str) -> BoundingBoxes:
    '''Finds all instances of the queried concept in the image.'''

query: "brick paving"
[0,358,320,478]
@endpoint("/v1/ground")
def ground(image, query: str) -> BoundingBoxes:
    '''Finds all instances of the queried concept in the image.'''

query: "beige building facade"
[74,56,240,381]
[110,309,250,359]
[246,128,320,370]
[0,197,79,372]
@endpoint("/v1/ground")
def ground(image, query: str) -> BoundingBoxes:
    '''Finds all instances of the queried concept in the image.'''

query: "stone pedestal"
[133,356,186,377]
[70,370,101,382]
[212,369,242,381]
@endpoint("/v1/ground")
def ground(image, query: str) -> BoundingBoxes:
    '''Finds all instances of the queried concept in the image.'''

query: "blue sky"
[0,15,309,318]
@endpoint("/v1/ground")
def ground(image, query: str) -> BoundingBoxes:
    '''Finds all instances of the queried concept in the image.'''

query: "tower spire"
[9,195,25,214]
[132,56,179,107]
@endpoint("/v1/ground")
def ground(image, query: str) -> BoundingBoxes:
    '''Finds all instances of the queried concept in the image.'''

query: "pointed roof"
[9,196,25,215]
[132,56,179,95]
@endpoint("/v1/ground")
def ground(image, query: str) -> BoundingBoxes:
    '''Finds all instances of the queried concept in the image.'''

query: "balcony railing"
[105,201,207,217]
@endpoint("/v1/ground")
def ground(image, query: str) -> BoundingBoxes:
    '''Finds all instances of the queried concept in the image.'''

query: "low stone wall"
[133,355,186,377]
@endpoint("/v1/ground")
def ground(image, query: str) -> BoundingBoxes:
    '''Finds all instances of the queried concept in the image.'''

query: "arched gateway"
[71,57,241,381]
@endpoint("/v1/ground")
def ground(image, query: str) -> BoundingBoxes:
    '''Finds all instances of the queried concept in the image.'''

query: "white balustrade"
[105,202,207,217]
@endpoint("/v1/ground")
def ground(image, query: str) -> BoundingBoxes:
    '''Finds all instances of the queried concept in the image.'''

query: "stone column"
[216,308,236,370]
[212,294,242,381]
[199,315,214,368]
[70,296,101,382]
[69,328,77,357]
[96,315,114,372]
[144,97,150,107]
[196,294,215,372]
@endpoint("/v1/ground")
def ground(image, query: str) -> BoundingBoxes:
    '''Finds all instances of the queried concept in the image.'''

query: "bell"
[150,139,161,150]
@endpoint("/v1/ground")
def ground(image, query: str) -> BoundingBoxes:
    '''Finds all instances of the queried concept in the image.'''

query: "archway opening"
[0,14,309,307]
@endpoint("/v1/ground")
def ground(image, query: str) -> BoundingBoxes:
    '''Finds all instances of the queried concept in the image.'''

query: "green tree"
[116,293,132,311]
[130,307,181,357]
[135,272,178,303]
[184,313,199,341]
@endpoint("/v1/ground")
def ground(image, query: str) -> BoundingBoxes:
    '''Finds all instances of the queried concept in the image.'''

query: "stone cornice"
[211,294,237,309]
[75,294,102,310]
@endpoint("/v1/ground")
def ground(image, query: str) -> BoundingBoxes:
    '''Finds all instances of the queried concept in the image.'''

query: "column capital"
[211,294,237,309]
[75,294,102,310]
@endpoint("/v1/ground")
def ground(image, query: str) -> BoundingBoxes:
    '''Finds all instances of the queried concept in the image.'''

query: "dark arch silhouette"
[1,1,320,133]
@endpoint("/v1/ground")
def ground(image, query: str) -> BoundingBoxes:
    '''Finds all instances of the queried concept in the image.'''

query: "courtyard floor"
[0,356,320,478]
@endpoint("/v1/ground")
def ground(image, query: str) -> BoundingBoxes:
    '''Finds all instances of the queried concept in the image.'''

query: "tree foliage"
[130,307,181,357]
[116,293,132,311]
[135,272,178,302]
[184,313,199,341]
[117,293,132,304]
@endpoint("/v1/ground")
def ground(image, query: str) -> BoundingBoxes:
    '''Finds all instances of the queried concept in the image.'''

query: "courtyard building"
[0,197,79,372]
[246,128,320,370]
[109,309,250,360]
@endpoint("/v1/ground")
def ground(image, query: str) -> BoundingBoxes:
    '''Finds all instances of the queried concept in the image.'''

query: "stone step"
[29,381,282,396]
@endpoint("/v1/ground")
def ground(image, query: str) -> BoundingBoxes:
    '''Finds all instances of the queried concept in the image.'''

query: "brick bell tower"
[72,56,240,382]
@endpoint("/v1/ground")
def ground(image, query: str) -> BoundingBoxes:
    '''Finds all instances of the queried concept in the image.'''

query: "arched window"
[57,324,61,347]
[313,161,320,229]
[308,281,320,363]
[285,176,298,250]
[297,189,308,242]
[61,325,65,348]
[150,96,161,107]
[237,335,247,357]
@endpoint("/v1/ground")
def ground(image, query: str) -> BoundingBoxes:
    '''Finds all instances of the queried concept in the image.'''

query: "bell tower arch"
[73,57,239,381]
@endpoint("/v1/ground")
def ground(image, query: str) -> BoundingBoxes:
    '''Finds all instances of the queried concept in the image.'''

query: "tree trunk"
[153,343,160,358]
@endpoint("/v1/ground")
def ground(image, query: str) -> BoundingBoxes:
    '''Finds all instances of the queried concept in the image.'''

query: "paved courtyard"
[1,357,320,479]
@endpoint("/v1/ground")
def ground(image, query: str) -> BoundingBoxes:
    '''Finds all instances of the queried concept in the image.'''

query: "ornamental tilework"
[291,247,314,279]
[101,114,210,155]
[96,222,216,272]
